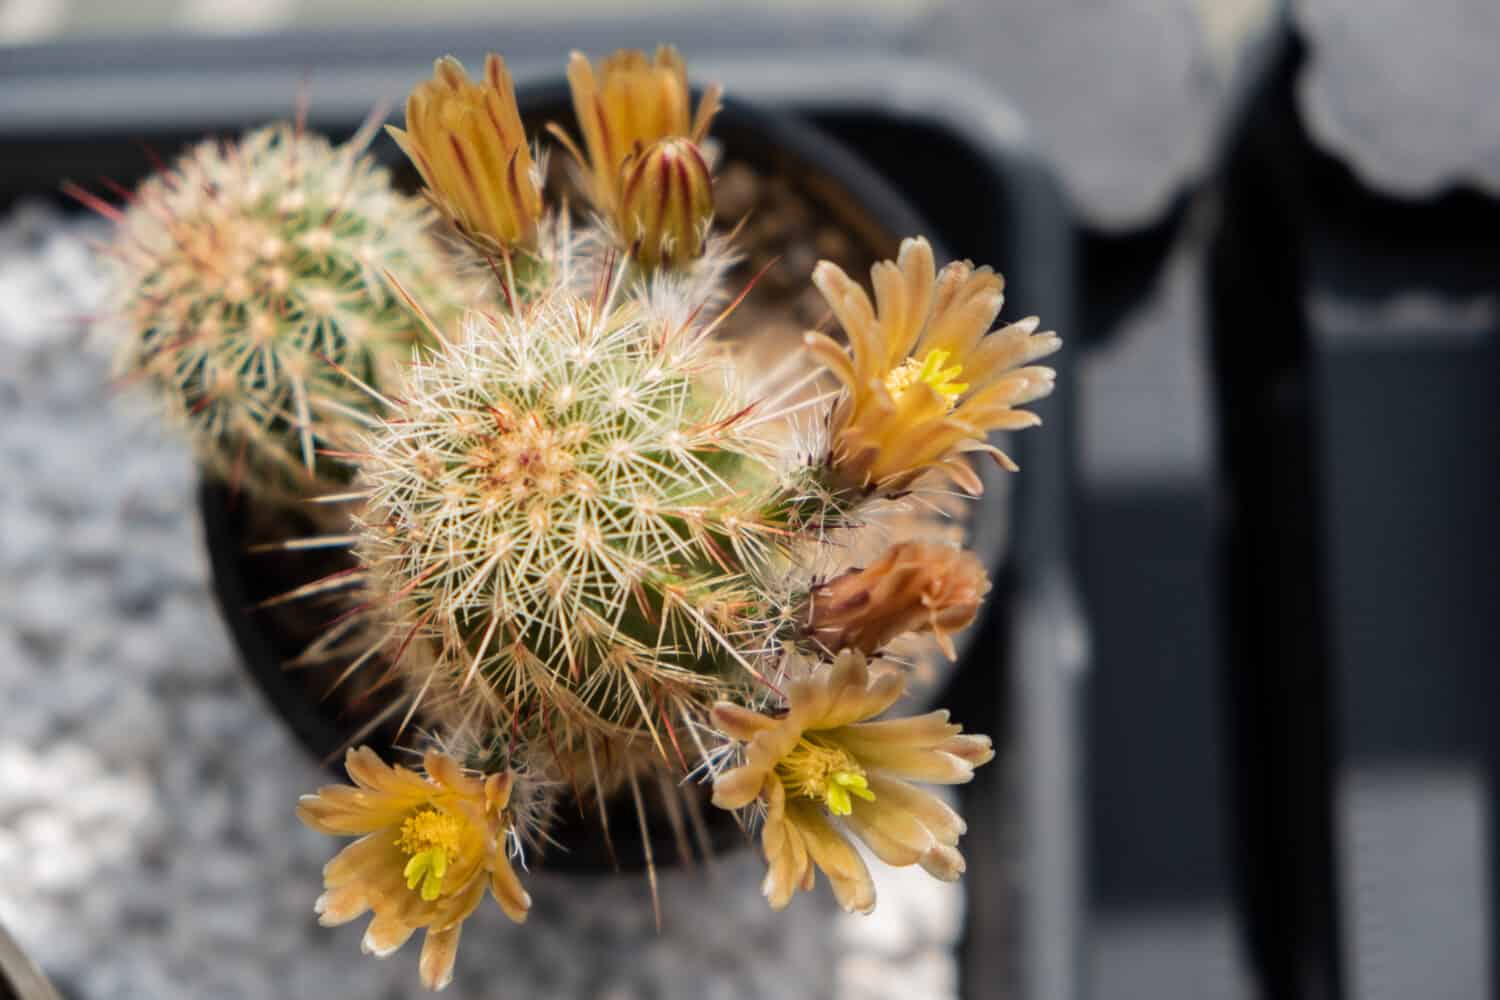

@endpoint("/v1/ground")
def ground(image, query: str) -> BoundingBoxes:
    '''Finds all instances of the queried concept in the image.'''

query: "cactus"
[354,264,795,758]
[253,46,1059,992]
[95,120,465,500]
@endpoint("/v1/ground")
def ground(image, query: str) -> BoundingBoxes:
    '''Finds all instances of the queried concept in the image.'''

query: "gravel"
[0,199,962,1000]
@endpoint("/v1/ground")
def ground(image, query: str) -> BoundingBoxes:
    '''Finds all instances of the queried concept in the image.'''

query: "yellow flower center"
[884,350,968,410]
[397,808,466,902]
[776,737,876,816]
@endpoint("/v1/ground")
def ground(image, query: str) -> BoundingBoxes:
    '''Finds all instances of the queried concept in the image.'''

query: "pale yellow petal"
[324,832,404,890]
[784,673,833,730]
[490,857,532,924]
[870,247,928,368]
[345,746,430,799]
[937,733,995,768]
[836,710,961,748]
[361,911,416,958]
[761,780,811,910]
[914,261,1004,361]
[424,751,481,800]
[812,648,870,727]
[483,772,514,814]
[419,924,462,991]
[314,882,369,927]
[811,260,879,384]
[710,701,780,741]
[430,867,489,928]
[867,774,966,846]
[817,670,905,730]
[935,458,986,496]
[919,843,966,881]
[803,331,856,390]
[712,762,770,811]
[841,739,978,784]
[844,797,930,868]
[790,801,876,914]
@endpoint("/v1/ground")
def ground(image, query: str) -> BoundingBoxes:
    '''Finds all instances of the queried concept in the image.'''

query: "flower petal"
[711,701,779,741]
[914,261,1004,361]
[761,779,812,911]
[324,832,404,890]
[844,709,958,744]
[841,738,980,784]
[361,911,415,958]
[314,882,370,927]
[789,801,876,914]
[713,761,771,811]
[490,856,532,924]
[844,796,930,868]
[419,924,462,991]
[803,331,856,390]
[919,843,966,882]
[867,774,966,846]
[425,750,482,800]
[937,733,995,768]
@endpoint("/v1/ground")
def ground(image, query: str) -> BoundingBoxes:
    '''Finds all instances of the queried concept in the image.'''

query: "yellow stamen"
[396,808,465,901]
[776,737,877,815]
[884,349,968,408]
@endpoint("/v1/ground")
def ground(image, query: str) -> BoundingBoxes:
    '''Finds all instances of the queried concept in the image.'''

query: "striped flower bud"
[389,54,543,253]
[618,137,714,270]
[555,46,720,221]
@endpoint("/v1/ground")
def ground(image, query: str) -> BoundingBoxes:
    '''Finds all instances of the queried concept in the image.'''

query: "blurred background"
[1,1,1497,998]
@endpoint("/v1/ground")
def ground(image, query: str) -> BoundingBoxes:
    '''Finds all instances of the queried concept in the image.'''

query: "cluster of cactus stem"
[85,114,468,500]
[93,42,1062,993]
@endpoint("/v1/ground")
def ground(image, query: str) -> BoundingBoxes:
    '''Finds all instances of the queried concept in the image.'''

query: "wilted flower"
[809,542,990,660]
[298,748,530,991]
[618,136,715,269]
[558,46,721,221]
[805,236,1061,495]
[389,54,543,252]
[711,651,994,913]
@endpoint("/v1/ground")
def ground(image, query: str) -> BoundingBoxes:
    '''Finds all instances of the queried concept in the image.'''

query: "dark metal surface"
[1211,34,1500,1000]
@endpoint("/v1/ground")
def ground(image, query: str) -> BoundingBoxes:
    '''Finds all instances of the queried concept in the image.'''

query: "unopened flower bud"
[389,54,543,252]
[556,46,721,223]
[618,138,714,270]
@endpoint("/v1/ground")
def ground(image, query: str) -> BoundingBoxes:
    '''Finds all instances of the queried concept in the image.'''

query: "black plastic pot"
[198,91,988,873]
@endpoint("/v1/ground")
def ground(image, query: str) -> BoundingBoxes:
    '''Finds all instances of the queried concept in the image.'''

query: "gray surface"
[1295,0,1500,198]
[922,0,1277,230]
[14,0,1500,217]
[0,201,963,999]
[1337,767,1493,1000]
[0,0,1279,230]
